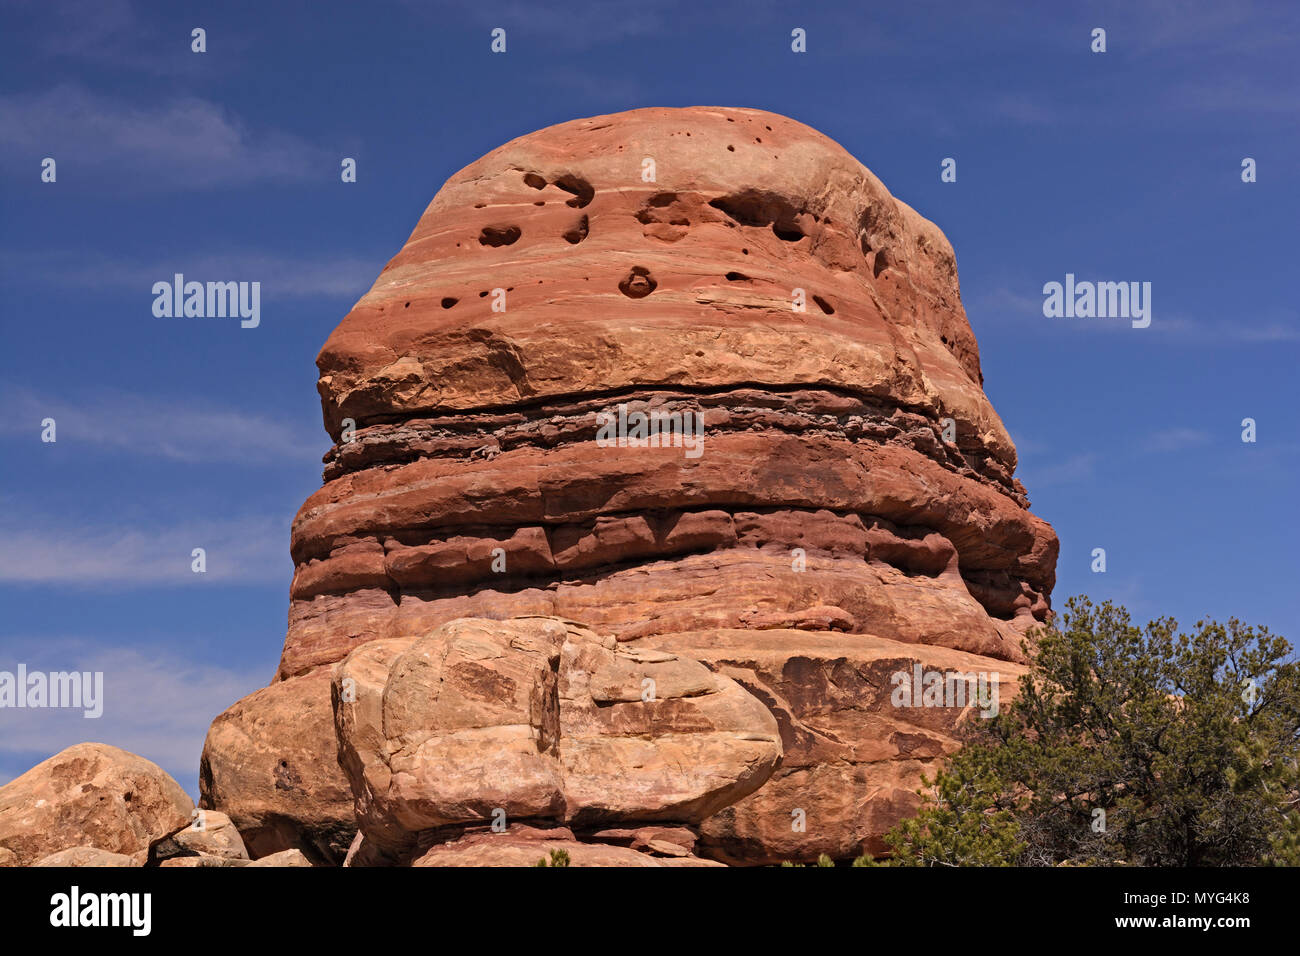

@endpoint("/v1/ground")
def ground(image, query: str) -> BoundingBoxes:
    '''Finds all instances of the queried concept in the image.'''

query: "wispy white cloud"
[1018,451,1099,487]
[0,84,333,188]
[990,94,1060,127]
[437,0,673,47]
[0,513,291,586]
[1145,427,1212,453]
[0,249,377,300]
[0,386,325,464]
[1149,312,1300,344]
[9,0,252,75]
[972,287,1300,344]
[1007,432,1047,458]
[0,638,269,799]
[1119,0,1300,56]
[1161,75,1300,115]
[973,286,1044,319]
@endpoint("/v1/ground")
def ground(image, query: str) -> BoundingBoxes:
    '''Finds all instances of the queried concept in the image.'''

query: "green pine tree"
[880,597,1300,866]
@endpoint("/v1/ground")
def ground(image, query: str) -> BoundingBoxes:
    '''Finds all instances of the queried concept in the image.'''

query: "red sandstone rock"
[332,616,780,862]
[199,669,355,863]
[637,628,1026,863]
[411,825,721,867]
[148,809,249,864]
[200,105,1058,864]
[33,846,137,867]
[0,743,192,867]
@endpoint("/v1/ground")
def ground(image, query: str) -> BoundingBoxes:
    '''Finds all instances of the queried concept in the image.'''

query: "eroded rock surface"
[639,629,1026,863]
[412,825,722,867]
[333,616,780,862]
[33,846,137,867]
[0,743,192,867]
[201,106,1058,864]
[199,669,355,864]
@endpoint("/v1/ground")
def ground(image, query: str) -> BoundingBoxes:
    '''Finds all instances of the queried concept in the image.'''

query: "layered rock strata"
[200,105,1058,864]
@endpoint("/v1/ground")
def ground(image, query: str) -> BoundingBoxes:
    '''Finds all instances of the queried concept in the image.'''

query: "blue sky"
[1,0,1297,795]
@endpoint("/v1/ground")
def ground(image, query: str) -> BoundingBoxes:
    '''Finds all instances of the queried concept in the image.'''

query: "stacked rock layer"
[201,106,1058,865]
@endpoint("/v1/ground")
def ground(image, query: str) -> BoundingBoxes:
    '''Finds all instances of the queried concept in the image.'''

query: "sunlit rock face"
[203,106,1057,864]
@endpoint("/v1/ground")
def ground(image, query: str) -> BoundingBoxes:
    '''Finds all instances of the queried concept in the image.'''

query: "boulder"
[247,848,313,867]
[199,669,355,864]
[148,809,248,864]
[412,825,722,867]
[0,743,193,867]
[333,617,780,860]
[34,846,137,867]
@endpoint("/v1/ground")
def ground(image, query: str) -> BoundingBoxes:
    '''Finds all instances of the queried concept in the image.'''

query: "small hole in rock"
[727,145,735,152]
[479,225,521,247]
[404,302,410,308]
[563,214,589,244]
[813,294,834,315]
[441,297,457,309]
[619,267,657,299]
[554,174,594,208]
[523,172,546,190]
[725,271,751,281]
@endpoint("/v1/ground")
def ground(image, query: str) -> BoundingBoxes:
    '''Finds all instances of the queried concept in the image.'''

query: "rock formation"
[0,743,193,866]
[333,616,779,863]
[199,668,354,862]
[197,105,1056,865]
[0,106,1056,868]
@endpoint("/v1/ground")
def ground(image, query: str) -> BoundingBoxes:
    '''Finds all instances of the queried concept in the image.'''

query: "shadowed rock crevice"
[478,224,521,247]
[618,266,657,298]
[317,385,1030,506]
[287,503,1050,634]
[708,190,809,242]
